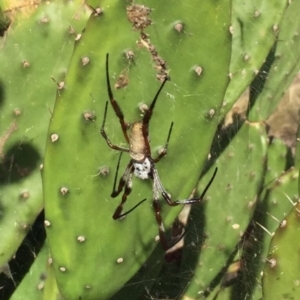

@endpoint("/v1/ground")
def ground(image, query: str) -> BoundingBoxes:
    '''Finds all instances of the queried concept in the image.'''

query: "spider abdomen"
[129,122,149,161]
[133,158,152,180]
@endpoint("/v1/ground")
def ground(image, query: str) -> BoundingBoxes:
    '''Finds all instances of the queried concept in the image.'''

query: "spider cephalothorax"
[101,53,217,250]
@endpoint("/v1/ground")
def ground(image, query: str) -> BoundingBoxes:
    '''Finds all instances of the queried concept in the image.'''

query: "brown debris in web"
[114,72,129,89]
[127,4,152,30]
[125,49,135,62]
[137,32,169,82]
[126,3,169,82]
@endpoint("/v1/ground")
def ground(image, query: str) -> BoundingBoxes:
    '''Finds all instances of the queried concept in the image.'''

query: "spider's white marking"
[133,158,151,180]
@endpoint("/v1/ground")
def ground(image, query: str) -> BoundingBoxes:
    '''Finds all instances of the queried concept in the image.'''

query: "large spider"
[101,53,217,250]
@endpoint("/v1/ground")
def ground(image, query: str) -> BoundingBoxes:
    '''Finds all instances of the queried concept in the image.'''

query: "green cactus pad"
[262,198,300,299]
[213,167,298,300]
[0,0,89,269]
[180,122,267,298]
[250,167,298,299]
[248,0,300,122]
[222,0,287,118]
[9,244,48,300]
[264,138,289,184]
[43,0,231,299]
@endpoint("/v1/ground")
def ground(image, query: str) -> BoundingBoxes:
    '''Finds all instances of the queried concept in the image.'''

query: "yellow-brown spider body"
[128,122,149,162]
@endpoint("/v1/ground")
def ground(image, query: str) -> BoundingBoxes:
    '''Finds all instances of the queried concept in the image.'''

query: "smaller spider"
[101,53,217,250]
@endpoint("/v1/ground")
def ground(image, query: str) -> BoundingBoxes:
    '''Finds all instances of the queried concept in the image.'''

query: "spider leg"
[112,153,147,219]
[152,199,168,250]
[111,152,132,198]
[100,101,130,152]
[151,167,217,250]
[114,198,147,219]
[142,77,169,126]
[142,77,169,155]
[152,175,187,251]
[106,53,130,143]
[161,167,218,206]
[152,121,173,163]
[152,174,169,250]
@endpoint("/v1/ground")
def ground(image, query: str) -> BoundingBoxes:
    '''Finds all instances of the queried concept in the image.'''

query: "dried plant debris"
[138,32,169,81]
[127,4,152,30]
[126,4,169,81]
[114,72,129,89]
[124,49,135,62]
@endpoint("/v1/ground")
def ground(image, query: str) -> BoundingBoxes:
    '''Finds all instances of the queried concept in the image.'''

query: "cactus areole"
[101,54,217,251]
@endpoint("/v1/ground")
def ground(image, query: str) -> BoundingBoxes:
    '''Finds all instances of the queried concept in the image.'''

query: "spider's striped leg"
[111,152,131,198]
[152,168,186,251]
[142,77,169,155]
[100,101,130,152]
[152,122,173,163]
[105,53,130,143]
[152,197,169,250]
[151,167,173,250]
[161,168,218,206]
[112,153,146,219]
[142,77,169,126]
[151,167,217,251]
[152,191,187,251]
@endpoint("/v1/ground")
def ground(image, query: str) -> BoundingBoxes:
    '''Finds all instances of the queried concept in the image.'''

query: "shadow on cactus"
[0,143,40,184]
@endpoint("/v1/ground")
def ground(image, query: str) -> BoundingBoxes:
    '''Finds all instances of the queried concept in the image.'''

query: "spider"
[101,53,218,250]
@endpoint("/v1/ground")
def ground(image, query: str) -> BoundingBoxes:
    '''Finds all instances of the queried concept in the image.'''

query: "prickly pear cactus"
[248,0,300,121]
[145,0,300,298]
[262,199,300,300]
[223,0,287,117]
[9,244,48,300]
[2,0,300,299]
[43,0,231,299]
[0,0,89,298]
[180,122,267,298]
